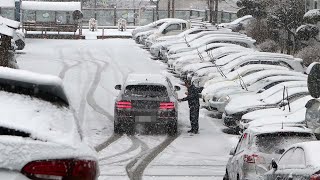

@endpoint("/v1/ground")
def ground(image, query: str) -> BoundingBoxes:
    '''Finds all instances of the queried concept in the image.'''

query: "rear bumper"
[115,109,177,125]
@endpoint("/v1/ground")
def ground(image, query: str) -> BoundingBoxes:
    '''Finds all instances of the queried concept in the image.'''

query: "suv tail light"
[22,159,97,180]
[311,174,320,180]
[116,101,132,109]
[160,102,175,109]
[244,154,259,163]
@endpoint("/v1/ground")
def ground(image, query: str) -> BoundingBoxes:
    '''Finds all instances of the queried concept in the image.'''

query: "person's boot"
[187,129,194,133]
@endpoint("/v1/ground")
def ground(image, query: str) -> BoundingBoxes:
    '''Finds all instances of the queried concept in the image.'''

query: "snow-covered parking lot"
[16,39,238,179]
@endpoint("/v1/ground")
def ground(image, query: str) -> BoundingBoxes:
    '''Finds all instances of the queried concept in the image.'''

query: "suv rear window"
[124,85,168,98]
[255,132,315,154]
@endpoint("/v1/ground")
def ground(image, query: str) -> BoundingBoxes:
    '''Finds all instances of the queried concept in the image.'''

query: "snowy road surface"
[16,39,238,180]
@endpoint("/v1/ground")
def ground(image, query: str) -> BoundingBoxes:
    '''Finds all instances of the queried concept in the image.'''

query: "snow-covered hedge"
[296,44,320,66]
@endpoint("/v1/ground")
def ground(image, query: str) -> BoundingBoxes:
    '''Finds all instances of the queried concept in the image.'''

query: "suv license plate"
[136,116,152,122]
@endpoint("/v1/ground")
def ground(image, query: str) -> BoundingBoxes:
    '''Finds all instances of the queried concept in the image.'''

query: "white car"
[264,141,320,180]
[0,67,99,179]
[218,15,254,32]
[132,18,181,38]
[144,19,191,47]
[240,95,313,130]
[225,125,316,180]
[167,35,256,56]
[168,43,250,71]
[223,81,309,129]
[208,75,307,112]
[172,45,253,74]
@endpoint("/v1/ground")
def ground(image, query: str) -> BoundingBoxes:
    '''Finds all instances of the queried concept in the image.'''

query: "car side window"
[278,148,306,169]
[165,24,181,32]
[182,23,187,30]
[235,133,248,154]
[278,148,295,168]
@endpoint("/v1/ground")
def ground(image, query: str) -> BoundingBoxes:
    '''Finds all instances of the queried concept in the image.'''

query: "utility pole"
[168,0,171,18]
[213,0,218,24]
[171,0,175,18]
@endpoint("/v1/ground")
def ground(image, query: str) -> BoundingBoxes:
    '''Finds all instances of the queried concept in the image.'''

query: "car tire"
[167,121,178,136]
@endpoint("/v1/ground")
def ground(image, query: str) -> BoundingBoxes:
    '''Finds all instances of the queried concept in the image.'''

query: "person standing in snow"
[178,80,202,134]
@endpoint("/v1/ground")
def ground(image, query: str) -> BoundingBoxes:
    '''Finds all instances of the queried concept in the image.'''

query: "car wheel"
[223,170,229,180]
[167,121,177,136]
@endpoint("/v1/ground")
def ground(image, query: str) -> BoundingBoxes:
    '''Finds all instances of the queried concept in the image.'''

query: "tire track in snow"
[99,136,149,167]
[126,134,180,180]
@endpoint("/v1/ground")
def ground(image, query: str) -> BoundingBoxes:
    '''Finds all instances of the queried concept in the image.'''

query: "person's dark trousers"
[190,106,200,132]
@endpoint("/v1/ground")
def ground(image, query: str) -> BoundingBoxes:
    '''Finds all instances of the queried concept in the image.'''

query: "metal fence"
[82,8,237,26]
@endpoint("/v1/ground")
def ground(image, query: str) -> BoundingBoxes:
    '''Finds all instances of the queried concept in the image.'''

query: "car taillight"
[116,101,132,109]
[244,154,259,163]
[160,102,175,109]
[311,174,320,180]
[22,159,97,180]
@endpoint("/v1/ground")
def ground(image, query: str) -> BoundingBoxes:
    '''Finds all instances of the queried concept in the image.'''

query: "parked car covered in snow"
[0,67,99,180]
[144,19,191,47]
[223,81,309,130]
[224,125,316,180]
[240,95,312,130]
[264,141,320,180]
[218,15,254,32]
[114,74,180,135]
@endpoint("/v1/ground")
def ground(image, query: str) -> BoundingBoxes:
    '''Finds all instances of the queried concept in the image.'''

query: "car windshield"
[255,132,315,154]
[124,85,168,98]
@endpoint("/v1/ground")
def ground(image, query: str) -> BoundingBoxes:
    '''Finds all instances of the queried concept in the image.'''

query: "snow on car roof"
[246,124,312,135]
[304,9,320,19]
[248,108,307,128]
[125,73,168,86]
[291,141,320,166]
[0,16,20,29]
[0,0,15,8]
[0,90,80,145]
[21,1,81,11]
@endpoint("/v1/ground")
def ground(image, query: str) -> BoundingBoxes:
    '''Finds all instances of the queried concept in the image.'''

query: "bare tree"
[150,0,161,20]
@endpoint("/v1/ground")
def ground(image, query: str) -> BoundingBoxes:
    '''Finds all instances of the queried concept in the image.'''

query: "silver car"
[224,125,316,180]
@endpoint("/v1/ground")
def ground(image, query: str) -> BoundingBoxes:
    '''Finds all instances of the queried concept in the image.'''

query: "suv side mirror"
[174,86,181,91]
[229,147,235,156]
[162,29,167,34]
[115,84,122,90]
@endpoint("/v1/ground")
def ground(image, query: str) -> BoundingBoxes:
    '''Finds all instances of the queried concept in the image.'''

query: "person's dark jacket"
[181,84,202,108]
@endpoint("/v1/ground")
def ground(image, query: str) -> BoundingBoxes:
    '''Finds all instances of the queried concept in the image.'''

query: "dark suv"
[114,74,180,135]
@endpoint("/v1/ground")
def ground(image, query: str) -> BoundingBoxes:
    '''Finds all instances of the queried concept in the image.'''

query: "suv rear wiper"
[0,126,31,138]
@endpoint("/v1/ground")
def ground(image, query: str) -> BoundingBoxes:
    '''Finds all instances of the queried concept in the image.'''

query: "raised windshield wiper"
[0,126,31,138]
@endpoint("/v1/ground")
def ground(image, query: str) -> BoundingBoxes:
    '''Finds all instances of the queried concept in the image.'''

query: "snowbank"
[21,1,81,11]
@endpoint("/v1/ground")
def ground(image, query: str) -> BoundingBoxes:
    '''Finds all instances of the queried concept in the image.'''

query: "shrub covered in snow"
[258,39,279,52]
[245,19,273,44]
[296,44,320,66]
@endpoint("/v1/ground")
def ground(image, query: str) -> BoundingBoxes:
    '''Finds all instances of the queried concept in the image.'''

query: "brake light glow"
[116,101,132,109]
[311,174,320,180]
[21,159,97,180]
[160,102,175,109]
[244,154,258,163]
